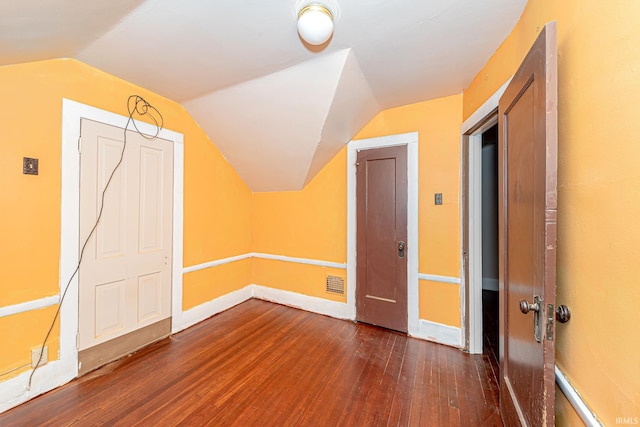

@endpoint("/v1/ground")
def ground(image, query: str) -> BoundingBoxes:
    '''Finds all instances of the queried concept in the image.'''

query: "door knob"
[398,241,405,258]
[519,299,540,314]
[555,305,571,323]
[520,295,543,342]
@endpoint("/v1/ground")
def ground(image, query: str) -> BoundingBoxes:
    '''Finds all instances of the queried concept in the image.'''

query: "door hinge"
[76,332,80,350]
[77,136,82,154]
[546,304,555,341]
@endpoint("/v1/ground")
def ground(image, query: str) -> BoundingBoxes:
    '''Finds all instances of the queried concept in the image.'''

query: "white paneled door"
[78,119,173,353]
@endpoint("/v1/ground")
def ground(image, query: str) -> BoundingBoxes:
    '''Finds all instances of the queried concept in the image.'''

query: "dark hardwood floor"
[483,289,500,377]
[0,299,502,426]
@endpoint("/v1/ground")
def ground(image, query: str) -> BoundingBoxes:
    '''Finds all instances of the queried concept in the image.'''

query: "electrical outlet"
[31,346,48,368]
[435,193,443,205]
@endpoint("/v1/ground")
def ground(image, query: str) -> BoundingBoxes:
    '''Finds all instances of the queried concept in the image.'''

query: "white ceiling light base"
[297,2,336,45]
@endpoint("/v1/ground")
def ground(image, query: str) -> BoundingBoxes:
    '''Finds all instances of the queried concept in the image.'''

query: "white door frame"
[460,80,510,354]
[346,132,419,334]
[60,99,184,378]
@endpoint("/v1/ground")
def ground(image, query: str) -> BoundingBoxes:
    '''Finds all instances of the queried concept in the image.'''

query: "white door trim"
[61,99,184,372]
[0,99,184,413]
[347,132,419,334]
[460,80,509,354]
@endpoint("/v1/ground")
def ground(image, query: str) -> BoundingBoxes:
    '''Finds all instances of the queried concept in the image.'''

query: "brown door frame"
[346,133,419,334]
[460,81,511,353]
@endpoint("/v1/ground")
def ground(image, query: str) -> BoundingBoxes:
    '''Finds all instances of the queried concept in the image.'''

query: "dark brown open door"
[356,145,408,333]
[498,22,558,426]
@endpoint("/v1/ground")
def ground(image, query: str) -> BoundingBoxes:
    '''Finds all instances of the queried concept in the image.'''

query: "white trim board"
[180,284,350,334]
[0,99,185,414]
[252,253,346,269]
[411,320,461,348]
[0,296,60,319]
[179,286,253,332]
[418,274,461,285]
[461,79,511,132]
[460,79,510,354]
[183,253,253,274]
[555,366,603,426]
[252,285,351,320]
[347,132,420,334]
[0,357,73,413]
[183,252,346,275]
[67,99,185,377]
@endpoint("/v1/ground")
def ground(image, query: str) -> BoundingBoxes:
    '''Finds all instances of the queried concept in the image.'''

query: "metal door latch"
[398,241,405,258]
[546,304,555,341]
[519,295,543,342]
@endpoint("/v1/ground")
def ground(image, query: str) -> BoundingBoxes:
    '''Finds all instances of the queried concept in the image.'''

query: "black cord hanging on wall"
[27,95,164,390]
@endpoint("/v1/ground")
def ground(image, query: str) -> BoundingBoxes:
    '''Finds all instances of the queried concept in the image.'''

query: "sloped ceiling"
[0,0,527,191]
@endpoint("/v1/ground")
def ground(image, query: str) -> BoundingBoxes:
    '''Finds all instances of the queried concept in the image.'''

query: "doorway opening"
[480,124,499,363]
[460,80,509,355]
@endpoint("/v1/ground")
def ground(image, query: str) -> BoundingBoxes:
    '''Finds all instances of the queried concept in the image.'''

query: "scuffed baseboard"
[251,284,352,320]
[411,319,462,348]
[175,286,253,333]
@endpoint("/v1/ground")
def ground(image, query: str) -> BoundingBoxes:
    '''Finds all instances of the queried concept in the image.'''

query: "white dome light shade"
[297,4,334,45]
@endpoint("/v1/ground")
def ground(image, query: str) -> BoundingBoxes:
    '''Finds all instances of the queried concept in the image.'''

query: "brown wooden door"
[355,145,408,333]
[498,22,558,426]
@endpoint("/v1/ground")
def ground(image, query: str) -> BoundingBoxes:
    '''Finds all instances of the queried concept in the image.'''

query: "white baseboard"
[0,357,76,414]
[251,284,352,320]
[411,319,462,348]
[177,284,352,333]
[555,366,603,426]
[175,286,253,333]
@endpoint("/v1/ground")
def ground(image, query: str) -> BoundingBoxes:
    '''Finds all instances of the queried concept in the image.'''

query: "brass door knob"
[519,299,540,314]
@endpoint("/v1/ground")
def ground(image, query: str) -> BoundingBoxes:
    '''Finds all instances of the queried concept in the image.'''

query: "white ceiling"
[1,0,527,191]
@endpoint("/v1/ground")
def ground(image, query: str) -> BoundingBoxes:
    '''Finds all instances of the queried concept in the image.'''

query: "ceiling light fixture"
[297,3,334,45]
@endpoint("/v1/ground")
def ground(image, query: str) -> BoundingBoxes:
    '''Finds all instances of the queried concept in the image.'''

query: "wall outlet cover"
[31,345,48,368]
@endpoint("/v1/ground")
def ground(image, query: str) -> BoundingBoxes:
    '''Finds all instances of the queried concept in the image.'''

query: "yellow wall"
[251,148,347,300]
[0,59,252,379]
[0,308,60,380]
[355,95,463,327]
[252,95,463,323]
[464,0,640,424]
[252,259,347,302]
[183,260,253,310]
[252,149,347,262]
[7,4,636,421]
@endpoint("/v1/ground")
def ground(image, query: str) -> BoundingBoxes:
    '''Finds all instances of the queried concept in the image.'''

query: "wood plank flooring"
[0,299,502,426]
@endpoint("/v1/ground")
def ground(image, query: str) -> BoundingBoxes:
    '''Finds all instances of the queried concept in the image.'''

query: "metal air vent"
[326,275,345,295]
